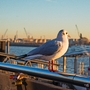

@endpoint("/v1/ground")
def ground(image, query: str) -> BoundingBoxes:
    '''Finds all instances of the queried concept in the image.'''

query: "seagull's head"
[57,29,70,40]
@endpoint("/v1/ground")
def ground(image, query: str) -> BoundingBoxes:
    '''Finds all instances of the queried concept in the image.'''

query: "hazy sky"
[0,0,90,39]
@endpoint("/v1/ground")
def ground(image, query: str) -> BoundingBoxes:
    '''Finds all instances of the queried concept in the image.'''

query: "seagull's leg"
[51,60,54,71]
[48,60,53,71]
[48,60,57,72]
[48,60,54,72]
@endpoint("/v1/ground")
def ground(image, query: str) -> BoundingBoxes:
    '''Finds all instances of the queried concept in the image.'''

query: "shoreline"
[10,42,42,47]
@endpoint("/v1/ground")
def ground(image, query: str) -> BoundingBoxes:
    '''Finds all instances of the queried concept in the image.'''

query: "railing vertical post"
[79,62,84,75]
[0,41,6,52]
[63,56,66,72]
[38,63,44,69]
[7,40,10,54]
[88,57,90,76]
[74,56,78,74]
[53,60,58,71]
[0,40,6,62]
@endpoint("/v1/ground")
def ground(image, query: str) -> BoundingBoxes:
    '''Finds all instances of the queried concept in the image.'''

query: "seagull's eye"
[63,33,65,35]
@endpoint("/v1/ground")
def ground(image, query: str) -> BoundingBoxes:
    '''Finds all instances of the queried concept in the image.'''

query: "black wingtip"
[16,54,27,59]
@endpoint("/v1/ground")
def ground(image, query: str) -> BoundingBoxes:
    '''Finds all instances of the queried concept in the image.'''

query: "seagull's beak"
[68,34,70,38]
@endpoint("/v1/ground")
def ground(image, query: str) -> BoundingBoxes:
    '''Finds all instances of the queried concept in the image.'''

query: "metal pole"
[0,62,90,88]
[89,57,90,67]
[74,56,78,74]
[0,41,6,62]
[63,56,66,72]
[81,62,84,75]
[0,41,5,52]
[88,57,90,76]
[53,60,59,71]
[38,63,44,69]
[7,40,10,54]
[79,62,84,75]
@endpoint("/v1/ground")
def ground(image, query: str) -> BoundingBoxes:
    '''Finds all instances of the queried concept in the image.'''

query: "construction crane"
[75,25,82,39]
[16,30,18,38]
[75,25,80,37]
[24,28,30,40]
[1,29,8,39]
[14,31,18,41]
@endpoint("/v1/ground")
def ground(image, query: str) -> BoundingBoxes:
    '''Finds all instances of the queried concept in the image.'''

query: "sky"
[0,0,90,39]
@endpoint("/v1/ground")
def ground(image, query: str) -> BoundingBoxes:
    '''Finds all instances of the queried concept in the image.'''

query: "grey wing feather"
[27,39,62,56]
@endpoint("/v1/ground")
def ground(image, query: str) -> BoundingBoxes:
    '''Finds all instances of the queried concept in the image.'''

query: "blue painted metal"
[0,62,90,88]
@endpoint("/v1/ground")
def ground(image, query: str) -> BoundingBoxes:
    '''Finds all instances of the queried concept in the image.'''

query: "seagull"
[19,30,70,71]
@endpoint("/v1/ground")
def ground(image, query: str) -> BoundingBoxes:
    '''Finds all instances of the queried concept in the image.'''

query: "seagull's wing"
[27,39,63,56]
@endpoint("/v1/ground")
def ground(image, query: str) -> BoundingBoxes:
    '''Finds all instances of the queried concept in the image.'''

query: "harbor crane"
[1,29,8,39]
[75,25,89,45]
[24,28,30,40]
[75,25,82,39]
[14,31,18,41]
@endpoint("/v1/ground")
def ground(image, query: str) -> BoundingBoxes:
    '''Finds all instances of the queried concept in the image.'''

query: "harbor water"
[9,45,90,74]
